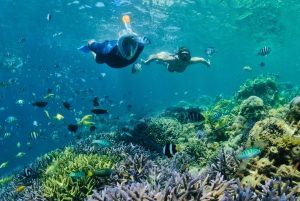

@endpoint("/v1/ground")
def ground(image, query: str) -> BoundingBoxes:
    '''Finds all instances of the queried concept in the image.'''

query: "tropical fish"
[47,13,52,21]
[16,152,26,158]
[0,175,14,186]
[204,47,217,57]
[87,168,116,177]
[258,46,271,56]
[0,82,8,88]
[27,142,32,150]
[0,161,9,168]
[5,116,17,124]
[187,112,205,122]
[63,102,71,110]
[44,110,51,119]
[211,112,222,120]
[132,62,142,74]
[44,93,54,99]
[163,143,181,158]
[17,142,21,149]
[30,131,41,140]
[16,186,26,193]
[259,62,265,67]
[124,132,133,137]
[4,133,11,138]
[24,167,31,178]
[16,99,25,105]
[82,121,95,126]
[18,88,26,93]
[32,101,48,108]
[91,109,108,115]
[54,114,64,120]
[243,66,252,71]
[68,124,78,133]
[33,120,38,127]
[69,172,86,178]
[78,115,92,125]
[237,148,261,159]
[92,139,113,148]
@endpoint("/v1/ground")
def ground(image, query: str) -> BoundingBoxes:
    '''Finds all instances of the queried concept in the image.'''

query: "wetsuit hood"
[117,29,138,60]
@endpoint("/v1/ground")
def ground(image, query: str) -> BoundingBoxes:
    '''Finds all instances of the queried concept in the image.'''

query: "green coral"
[41,147,120,201]
[145,117,182,145]
[237,76,277,104]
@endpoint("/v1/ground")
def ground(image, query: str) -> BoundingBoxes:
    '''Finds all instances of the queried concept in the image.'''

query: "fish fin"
[87,171,93,177]
[78,45,90,53]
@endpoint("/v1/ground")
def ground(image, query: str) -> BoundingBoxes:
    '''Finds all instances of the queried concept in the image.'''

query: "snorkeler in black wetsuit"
[78,15,150,68]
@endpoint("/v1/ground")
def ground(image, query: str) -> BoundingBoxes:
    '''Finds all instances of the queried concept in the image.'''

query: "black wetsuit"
[89,40,144,68]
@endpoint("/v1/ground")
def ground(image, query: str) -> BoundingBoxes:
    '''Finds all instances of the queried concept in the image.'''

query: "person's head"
[177,46,191,62]
[117,30,138,60]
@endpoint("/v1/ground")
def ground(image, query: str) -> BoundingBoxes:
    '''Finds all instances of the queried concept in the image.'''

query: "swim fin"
[78,45,90,53]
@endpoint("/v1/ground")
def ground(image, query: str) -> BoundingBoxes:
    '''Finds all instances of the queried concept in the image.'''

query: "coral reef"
[286,96,300,123]
[239,96,265,121]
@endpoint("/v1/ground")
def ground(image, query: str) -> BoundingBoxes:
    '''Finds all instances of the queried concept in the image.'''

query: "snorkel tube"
[117,15,138,60]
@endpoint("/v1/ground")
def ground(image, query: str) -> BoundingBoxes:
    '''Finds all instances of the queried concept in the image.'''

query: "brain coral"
[239,96,265,120]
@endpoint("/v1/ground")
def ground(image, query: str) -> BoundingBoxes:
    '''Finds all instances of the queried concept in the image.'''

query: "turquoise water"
[0,0,300,175]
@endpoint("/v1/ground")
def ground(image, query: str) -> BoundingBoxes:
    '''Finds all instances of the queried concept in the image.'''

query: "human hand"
[141,59,149,65]
[206,59,210,67]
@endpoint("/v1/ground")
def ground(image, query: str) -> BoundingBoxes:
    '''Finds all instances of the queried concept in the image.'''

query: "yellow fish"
[16,186,26,192]
[54,114,64,120]
[78,115,92,125]
[44,110,51,119]
[213,104,221,111]
[17,142,21,149]
[44,93,54,99]
[82,120,95,126]
[0,161,9,168]
[16,152,26,158]
[0,175,14,186]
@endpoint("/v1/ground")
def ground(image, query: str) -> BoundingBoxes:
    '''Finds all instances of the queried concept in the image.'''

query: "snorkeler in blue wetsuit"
[78,15,150,68]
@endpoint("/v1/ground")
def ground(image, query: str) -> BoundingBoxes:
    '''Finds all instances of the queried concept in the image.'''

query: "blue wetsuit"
[89,40,144,68]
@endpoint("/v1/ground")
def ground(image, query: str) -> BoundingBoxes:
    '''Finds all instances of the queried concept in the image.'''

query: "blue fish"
[237,148,261,159]
[211,112,222,120]
[5,116,17,124]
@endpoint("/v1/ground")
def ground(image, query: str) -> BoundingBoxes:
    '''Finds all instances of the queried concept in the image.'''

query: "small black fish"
[47,13,52,21]
[24,167,31,178]
[18,38,26,43]
[163,143,177,158]
[93,101,99,107]
[63,102,71,110]
[259,62,265,67]
[38,66,49,71]
[32,101,48,108]
[127,104,132,110]
[90,125,97,132]
[54,64,59,68]
[47,88,53,94]
[91,109,108,115]
[18,88,26,93]
[68,124,78,133]
[187,112,205,122]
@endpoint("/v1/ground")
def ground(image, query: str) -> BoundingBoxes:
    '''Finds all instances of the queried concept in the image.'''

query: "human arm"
[141,52,175,65]
[189,57,210,67]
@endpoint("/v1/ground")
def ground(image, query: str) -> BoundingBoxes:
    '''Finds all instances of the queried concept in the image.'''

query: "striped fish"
[237,148,261,159]
[30,132,41,140]
[187,112,205,122]
[258,46,271,56]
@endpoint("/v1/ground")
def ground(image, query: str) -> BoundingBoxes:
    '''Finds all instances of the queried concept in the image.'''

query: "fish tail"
[87,171,93,177]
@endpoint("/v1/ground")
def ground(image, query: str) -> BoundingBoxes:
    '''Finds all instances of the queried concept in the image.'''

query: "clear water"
[0,0,300,175]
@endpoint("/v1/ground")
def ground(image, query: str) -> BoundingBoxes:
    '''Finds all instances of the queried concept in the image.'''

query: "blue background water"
[0,0,300,175]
